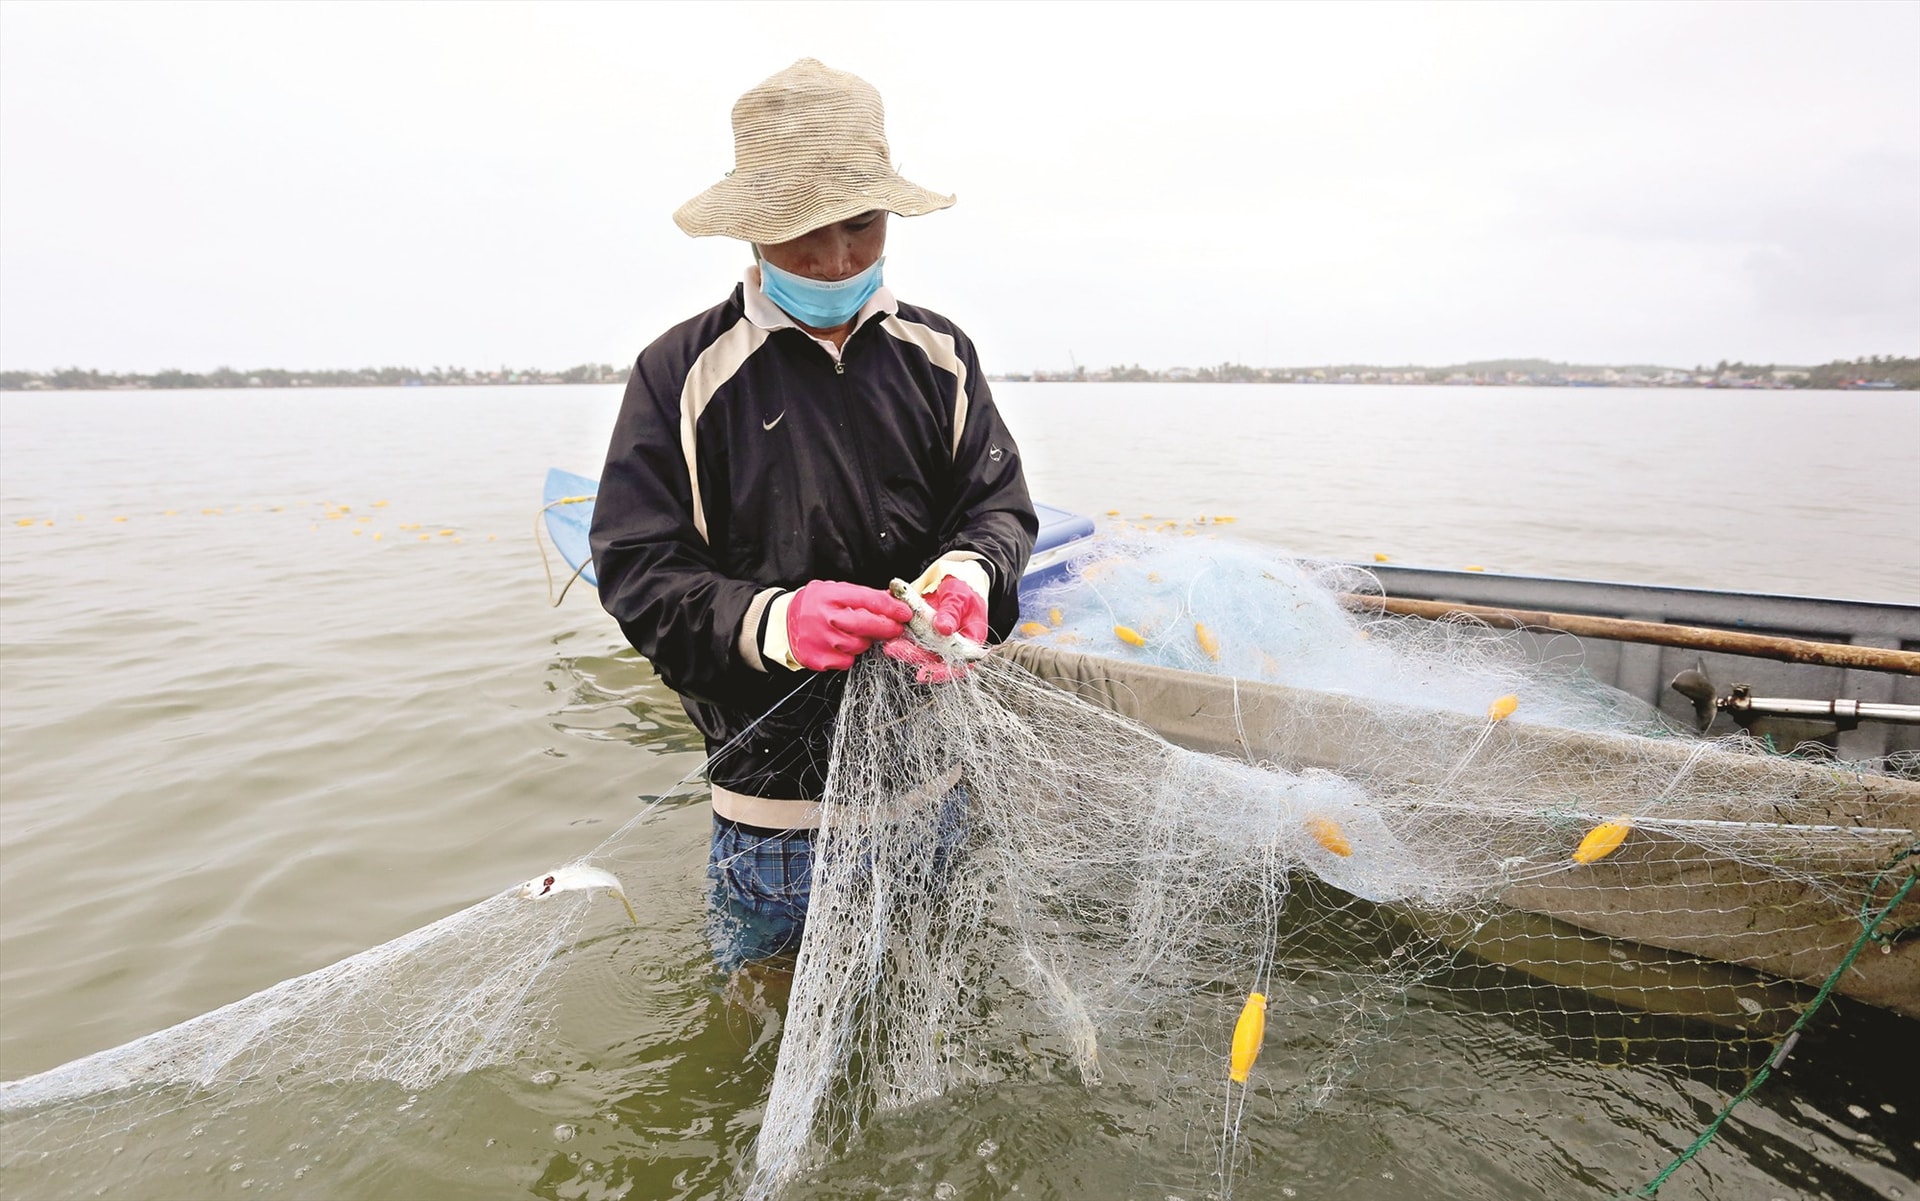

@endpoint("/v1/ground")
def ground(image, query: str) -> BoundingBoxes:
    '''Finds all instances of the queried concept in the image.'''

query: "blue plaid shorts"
[707,816,816,969]
[705,786,971,971]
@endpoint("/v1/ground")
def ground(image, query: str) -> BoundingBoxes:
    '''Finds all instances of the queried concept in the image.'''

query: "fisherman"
[590,59,1037,966]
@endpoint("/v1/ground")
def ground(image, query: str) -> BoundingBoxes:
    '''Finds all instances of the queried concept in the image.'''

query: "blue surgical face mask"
[756,253,885,329]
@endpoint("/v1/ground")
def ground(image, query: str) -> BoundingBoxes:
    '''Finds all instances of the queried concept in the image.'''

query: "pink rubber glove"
[785,580,912,672]
[882,576,989,683]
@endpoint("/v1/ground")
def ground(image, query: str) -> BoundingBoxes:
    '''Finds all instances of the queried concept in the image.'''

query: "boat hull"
[1000,641,1920,1019]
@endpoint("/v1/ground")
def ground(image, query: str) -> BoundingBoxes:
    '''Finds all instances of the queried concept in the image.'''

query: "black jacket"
[592,285,1036,799]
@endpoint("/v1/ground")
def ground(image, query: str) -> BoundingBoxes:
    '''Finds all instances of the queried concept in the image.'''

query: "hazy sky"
[2,1,1915,374]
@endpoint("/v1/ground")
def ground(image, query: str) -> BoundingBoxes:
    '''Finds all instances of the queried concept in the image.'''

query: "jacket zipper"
[834,343,891,558]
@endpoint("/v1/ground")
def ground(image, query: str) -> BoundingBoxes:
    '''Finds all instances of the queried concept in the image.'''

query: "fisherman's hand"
[784,581,912,672]
[882,576,987,684]
[925,575,988,643]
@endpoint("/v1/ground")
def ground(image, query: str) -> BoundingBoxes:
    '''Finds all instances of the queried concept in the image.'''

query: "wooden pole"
[1343,594,1920,676]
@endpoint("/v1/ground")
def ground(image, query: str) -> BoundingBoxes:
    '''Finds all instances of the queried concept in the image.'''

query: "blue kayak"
[541,467,1093,602]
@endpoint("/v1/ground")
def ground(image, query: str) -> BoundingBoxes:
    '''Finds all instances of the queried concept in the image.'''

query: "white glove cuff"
[907,552,991,604]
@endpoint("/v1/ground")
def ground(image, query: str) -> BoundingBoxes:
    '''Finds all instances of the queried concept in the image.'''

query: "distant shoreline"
[3,356,1913,391]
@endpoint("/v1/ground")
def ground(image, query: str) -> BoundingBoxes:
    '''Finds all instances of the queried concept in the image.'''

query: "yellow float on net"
[1194,621,1220,661]
[1115,625,1147,648]
[1048,607,1062,626]
[1487,694,1519,721]
[1229,992,1268,1084]
[1573,821,1632,864]
[1305,815,1352,857]
[1018,621,1050,637]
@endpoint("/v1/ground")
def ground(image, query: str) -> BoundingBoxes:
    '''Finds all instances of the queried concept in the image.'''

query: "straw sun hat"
[673,58,955,245]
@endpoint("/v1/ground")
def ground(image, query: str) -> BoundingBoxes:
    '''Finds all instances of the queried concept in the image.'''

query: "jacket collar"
[739,265,897,361]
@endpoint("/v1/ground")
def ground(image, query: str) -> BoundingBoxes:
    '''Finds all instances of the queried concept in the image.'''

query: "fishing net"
[0,880,612,1156]
[3,531,1915,1200]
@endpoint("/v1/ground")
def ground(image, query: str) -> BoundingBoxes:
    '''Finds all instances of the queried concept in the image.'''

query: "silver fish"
[889,578,991,663]
[517,864,638,925]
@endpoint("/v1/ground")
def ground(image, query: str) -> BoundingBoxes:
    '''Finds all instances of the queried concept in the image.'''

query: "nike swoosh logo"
[763,412,785,431]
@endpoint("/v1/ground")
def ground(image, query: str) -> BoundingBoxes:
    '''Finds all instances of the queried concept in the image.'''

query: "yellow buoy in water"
[113,515,128,523]
[1464,565,1485,572]
[14,518,32,527]
[1373,552,1391,563]
[437,529,455,537]
[1194,621,1220,661]
[1305,815,1352,857]
[1115,625,1147,648]
[1229,992,1267,1083]
[1488,694,1519,721]
[1573,821,1632,864]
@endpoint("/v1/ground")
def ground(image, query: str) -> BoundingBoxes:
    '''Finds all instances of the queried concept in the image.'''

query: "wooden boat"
[999,604,1919,1021]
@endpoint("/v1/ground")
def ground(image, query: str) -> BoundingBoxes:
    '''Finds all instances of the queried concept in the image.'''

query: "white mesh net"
[3,532,1915,1200]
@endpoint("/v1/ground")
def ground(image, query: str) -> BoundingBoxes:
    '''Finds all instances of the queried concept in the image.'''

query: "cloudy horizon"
[2,1,1915,376]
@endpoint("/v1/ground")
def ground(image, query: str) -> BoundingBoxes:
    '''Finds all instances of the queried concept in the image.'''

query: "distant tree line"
[999,355,1916,389]
[1703,356,1919,390]
[0,363,628,390]
[3,356,1913,391]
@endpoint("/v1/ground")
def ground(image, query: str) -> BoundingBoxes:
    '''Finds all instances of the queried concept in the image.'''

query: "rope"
[1632,839,1918,1196]
[535,495,595,607]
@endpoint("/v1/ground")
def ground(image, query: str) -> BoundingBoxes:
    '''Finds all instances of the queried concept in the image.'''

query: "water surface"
[1,385,1914,1199]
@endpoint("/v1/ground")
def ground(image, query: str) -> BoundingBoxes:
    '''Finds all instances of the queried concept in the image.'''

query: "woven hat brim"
[674,169,955,243]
